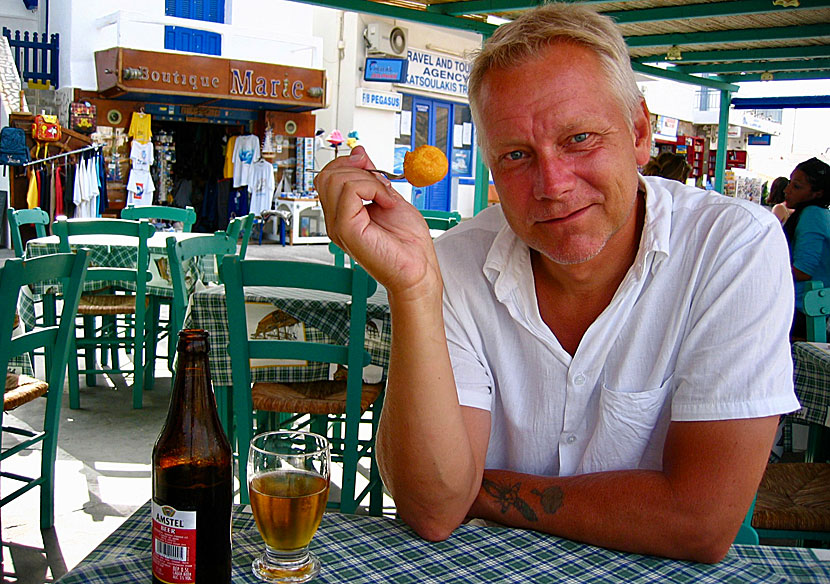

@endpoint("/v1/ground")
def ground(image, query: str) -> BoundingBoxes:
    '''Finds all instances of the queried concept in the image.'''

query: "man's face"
[476,43,651,265]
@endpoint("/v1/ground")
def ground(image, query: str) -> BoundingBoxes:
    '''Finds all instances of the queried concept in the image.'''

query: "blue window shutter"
[164,26,221,56]
[166,0,224,23]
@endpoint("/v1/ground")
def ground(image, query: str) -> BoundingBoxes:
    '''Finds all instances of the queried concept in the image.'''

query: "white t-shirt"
[127,169,156,207]
[248,159,275,217]
[232,134,261,188]
[435,176,800,478]
[130,140,154,171]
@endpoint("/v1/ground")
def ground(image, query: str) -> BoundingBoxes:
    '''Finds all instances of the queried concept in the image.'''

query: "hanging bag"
[0,127,31,169]
[32,114,62,159]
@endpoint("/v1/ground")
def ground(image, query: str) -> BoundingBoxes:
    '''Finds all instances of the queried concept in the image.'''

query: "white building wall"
[638,76,698,122]
[47,0,321,92]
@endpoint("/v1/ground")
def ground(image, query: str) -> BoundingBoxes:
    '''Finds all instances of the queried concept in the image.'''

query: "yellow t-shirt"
[223,135,237,179]
[128,112,153,144]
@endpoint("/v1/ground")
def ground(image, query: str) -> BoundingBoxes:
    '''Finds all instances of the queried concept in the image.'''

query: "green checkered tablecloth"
[24,232,217,299]
[189,284,391,386]
[781,342,830,453]
[55,502,830,583]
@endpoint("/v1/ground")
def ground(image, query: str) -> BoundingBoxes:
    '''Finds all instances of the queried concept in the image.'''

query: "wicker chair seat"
[77,294,149,315]
[4,373,48,411]
[252,380,383,416]
[753,463,830,532]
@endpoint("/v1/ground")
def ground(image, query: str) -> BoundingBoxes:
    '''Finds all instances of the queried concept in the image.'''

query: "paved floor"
[0,240,367,583]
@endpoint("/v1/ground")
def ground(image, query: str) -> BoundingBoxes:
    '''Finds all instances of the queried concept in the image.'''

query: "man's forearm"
[376,287,485,541]
[469,468,732,563]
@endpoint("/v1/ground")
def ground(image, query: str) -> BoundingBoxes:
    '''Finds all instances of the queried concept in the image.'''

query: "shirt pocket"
[579,375,673,474]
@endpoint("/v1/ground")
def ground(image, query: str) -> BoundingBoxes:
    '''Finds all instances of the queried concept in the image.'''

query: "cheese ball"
[403,145,449,187]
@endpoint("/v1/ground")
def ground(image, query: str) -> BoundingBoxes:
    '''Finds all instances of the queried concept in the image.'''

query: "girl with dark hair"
[783,157,830,338]
[767,176,791,224]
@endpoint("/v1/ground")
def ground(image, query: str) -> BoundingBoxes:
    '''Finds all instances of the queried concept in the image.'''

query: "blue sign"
[364,57,409,83]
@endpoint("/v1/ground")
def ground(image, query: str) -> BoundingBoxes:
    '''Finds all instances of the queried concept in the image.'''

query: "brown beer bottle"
[152,329,232,584]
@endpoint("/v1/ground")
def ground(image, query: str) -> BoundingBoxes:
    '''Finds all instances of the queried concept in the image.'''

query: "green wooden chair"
[7,207,53,367]
[53,217,157,409]
[223,256,385,514]
[0,250,90,529]
[420,209,461,231]
[121,205,197,232]
[8,207,50,258]
[225,213,255,259]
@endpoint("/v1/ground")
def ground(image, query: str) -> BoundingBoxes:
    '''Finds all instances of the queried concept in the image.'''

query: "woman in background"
[783,157,830,338]
[767,176,792,224]
[641,151,692,183]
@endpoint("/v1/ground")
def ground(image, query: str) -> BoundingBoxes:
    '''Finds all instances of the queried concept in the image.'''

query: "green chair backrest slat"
[53,217,155,290]
[122,205,197,232]
[236,259,377,298]
[8,207,50,258]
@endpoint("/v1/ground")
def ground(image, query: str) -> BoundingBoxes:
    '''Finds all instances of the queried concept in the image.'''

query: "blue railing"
[2,27,60,89]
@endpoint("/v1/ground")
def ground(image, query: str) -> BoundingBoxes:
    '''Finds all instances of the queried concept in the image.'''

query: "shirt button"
[566,435,577,444]
[574,373,586,385]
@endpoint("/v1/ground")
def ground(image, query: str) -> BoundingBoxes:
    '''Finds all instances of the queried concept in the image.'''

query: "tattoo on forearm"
[531,486,563,515]
[482,478,538,522]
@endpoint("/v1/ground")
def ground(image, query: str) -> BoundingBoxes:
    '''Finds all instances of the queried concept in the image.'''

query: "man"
[314,3,798,563]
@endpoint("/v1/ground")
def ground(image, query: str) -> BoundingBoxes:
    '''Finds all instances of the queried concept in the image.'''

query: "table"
[782,342,830,459]
[55,502,830,583]
[24,231,217,298]
[188,283,391,387]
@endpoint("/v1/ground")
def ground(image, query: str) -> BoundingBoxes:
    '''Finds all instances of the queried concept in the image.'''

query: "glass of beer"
[248,430,330,583]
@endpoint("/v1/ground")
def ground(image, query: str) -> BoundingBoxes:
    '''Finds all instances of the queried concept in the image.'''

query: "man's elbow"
[671,520,737,564]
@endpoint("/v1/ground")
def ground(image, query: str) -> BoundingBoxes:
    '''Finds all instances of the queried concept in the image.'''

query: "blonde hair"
[468,3,643,129]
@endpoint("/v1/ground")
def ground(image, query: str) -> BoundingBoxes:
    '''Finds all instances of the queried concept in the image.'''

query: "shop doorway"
[149,119,244,232]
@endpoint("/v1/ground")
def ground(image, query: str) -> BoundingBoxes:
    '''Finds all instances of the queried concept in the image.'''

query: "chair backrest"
[225,213,255,259]
[165,233,238,347]
[122,205,197,232]
[802,281,829,343]
[52,218,156,295]
[0,251,90,407]
[223,255,378,417]
[420,209,461,231]
[734,494,759,545]
[8,207,50,258]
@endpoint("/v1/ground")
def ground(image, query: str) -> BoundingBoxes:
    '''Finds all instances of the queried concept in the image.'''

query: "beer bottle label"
[152,501,197,584]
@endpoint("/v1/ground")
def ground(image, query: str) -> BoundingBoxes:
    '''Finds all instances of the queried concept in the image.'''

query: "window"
[164,26,222,56]
[165,0,225,24]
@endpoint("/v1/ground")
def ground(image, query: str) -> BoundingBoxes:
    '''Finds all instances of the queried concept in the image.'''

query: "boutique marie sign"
[94,48,326,110]
[399,48,471,98]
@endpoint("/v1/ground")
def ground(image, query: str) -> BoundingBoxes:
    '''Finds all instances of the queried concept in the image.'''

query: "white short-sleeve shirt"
[435,176,799,478]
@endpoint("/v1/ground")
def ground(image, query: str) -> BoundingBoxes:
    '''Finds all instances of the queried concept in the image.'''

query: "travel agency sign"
[400,48,470,99]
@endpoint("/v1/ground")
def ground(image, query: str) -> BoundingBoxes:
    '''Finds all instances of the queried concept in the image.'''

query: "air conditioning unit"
[365,22,408,57]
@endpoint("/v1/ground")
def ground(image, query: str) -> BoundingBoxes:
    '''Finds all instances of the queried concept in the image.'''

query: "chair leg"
[132,316,145,410]
[215,385,234,443]
[83,316,97,387]
[144,299,160,391]
[68,332,81,410]
[236,412,254,505]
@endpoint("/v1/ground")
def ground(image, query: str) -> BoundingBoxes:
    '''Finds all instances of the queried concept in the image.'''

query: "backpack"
[32,114,61,158]
[0,126,31,166]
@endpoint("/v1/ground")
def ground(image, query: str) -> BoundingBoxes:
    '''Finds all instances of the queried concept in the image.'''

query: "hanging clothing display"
[128,112,153,144]
[26,170,38,209]
[231,134,260,188]
[223,135,237,180]
[126,138,156,207]
[248,158,275,218]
